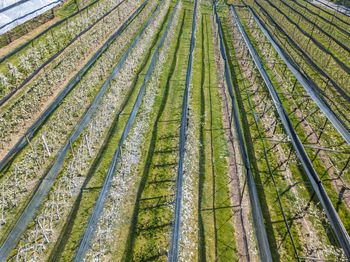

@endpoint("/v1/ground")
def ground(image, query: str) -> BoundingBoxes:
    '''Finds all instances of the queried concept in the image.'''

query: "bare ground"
[0,18,60,58]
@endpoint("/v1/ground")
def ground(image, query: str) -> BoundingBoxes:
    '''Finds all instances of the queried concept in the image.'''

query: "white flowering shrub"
[26,48,40,71]
[6,62,22,87]
[0,74,8,96]
[18,55,31,75]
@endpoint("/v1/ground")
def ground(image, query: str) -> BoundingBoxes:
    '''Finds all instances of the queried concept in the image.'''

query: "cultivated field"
[0,0,349,261]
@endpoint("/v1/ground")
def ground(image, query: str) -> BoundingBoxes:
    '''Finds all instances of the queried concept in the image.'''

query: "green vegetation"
[195,9,238,261]
[220,1,349,260]
[122,5,190,260]
[0,0,349,260]
[0,1,160,249]
[49,3,173,260]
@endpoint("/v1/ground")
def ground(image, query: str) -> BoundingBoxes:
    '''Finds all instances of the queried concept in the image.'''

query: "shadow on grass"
[48,4,167,257]
[221,12,280,262]
[121,11,186,262]
[198,14,207,262]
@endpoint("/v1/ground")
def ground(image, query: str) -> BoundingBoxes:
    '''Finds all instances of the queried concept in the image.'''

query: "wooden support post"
[85,134,91,157]
[42,135,51,157]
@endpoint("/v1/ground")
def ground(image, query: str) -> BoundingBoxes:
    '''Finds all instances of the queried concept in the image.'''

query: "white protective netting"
[0,0,62,35]
[0,0,26,10]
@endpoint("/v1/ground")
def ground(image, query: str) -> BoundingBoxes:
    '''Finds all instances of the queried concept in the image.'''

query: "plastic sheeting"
[0,0,29,11]
[311,0,350,16]
[0,0,62,35]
